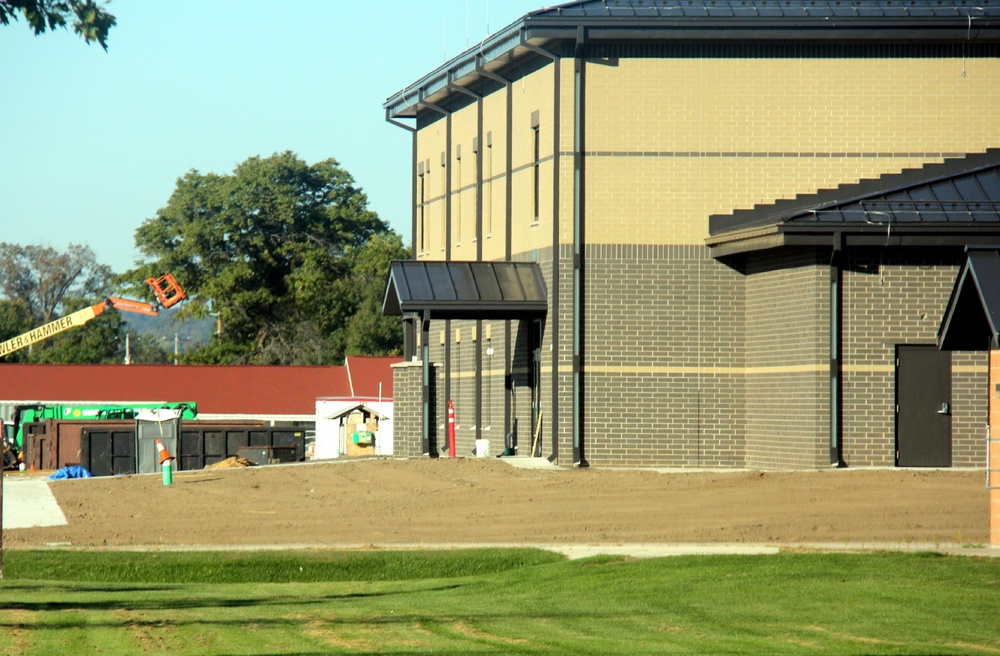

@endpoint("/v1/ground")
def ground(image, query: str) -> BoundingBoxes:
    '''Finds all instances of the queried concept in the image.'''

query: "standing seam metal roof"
[385,0,1000,119]
[709,149,1000,235]
[382,261,548,320]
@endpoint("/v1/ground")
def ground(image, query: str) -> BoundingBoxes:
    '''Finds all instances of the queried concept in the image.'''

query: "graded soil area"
[4,459,990,549]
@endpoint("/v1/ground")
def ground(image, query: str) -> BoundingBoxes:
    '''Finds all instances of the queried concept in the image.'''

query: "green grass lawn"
[1,549,998,655]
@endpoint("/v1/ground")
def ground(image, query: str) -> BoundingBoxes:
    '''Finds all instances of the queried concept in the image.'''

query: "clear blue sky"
[0,0,545,274]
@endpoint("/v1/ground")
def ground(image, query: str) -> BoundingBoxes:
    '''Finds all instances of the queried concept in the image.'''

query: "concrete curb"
[8,541,997,559]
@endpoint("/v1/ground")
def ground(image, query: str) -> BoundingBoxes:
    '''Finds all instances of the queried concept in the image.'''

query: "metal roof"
[385,0,1000,120]
[0,364,354,417]
[938,248,1000,350]
[382,261,548,320]
[536,0,1000,23]
[344,356,402,398]
[707,150,1000,255]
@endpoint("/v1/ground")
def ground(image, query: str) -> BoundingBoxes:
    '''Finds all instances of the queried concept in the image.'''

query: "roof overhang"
[708,224,1000,257]
[385,1,1000,122]
[709,150,1000,258]
[382,260,548,321]
[938,248,1000,351]
[322,403,390,421]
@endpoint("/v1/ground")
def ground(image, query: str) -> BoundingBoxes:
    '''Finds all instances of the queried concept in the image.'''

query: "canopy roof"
[708,150,1000,256]
[938,248,1000,351]
[382,261,548,320]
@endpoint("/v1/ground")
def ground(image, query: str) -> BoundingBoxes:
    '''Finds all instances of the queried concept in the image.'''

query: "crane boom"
[0,274,184,359]
[0,303,107,359]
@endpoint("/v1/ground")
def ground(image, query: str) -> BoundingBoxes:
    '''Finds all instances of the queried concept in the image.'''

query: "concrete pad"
[1,478,67,529]
[497,457,560,469]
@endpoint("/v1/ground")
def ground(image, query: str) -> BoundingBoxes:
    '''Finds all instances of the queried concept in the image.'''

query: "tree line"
[0,152,408,365]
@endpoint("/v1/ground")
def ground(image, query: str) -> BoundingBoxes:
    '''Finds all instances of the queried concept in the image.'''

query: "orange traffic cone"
[154,439,171,464]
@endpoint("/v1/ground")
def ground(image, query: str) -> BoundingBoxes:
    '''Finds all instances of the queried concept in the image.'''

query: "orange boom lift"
[0,275,187,359]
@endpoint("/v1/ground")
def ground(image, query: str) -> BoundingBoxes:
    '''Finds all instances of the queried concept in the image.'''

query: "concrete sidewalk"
[1,477,68,529]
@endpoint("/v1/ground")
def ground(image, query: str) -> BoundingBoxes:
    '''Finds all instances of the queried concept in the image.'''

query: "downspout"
[830,233,843,466]
[476,57,516,453]
[418,91,453,449]
[520,33,560,463]
[384,107,418,361]
[572,27,588,466]
[447,72,485,446]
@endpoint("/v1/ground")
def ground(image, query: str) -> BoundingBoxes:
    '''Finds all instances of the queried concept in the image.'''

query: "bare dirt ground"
[3,458,990,550]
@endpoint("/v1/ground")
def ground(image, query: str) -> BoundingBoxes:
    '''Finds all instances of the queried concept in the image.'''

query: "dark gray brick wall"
[391,244,987,470]
[841,248,987,468]
[743,249,831,469]
[579,243,745,467]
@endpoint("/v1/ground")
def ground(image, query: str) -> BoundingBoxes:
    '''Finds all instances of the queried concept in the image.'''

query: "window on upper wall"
[455,145,462,245]
[440,152,446,252]
[471,136,479,243]
[486,131,493,238]
[417,162,426,254]
[531,110,540,222]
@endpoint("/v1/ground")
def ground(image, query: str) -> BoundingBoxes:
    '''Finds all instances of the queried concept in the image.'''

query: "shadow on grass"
[0,582,468,615]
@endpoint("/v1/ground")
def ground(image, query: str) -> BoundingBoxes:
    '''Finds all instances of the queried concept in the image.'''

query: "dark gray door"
[896,345,951,467]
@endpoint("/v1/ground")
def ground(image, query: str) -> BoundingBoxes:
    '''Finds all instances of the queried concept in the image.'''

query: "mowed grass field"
[0,549,998,655]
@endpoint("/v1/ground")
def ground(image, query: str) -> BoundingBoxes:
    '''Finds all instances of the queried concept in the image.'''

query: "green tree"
[0,298,35,362]
[0,0,115,49]
[27,294,124,363]
[341,232,409,356]
[123,330,171,365]
[0,243,156,363]
[125,151,398,365]
[0,242,114,324]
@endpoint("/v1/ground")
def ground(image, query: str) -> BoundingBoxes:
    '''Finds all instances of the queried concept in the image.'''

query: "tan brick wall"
[583,55,1000,246]
[449,99,479,261]
[481,86,509,259]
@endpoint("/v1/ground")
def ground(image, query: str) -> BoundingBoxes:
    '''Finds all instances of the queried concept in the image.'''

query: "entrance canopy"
[382,260,547,320]
[938,248,1000,351]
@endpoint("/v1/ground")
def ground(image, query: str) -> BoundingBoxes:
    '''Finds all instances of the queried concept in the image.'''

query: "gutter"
[385,8,1000,119]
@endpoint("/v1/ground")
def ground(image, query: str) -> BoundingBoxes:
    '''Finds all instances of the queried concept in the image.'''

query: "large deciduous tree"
[0,0,115,49]
[0,242,113,324]
[125,151,403,365]
[0,298,34,362]
[340,232,409,356]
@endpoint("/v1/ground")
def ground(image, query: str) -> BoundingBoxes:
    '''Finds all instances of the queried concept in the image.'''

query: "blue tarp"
[49,465,92,480]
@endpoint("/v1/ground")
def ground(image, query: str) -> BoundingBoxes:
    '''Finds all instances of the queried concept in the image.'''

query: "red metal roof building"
[0,358,399,422]
[343,356,398,399]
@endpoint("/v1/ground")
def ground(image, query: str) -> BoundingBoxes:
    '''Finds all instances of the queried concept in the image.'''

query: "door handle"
[937,402,950,415]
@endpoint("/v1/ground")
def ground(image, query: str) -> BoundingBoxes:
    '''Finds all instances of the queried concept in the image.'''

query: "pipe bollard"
[155,439,173,486]
[162,457,173,486]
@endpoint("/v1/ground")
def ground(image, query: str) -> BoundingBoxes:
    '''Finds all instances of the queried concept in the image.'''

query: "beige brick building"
[383,0,1000,469]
